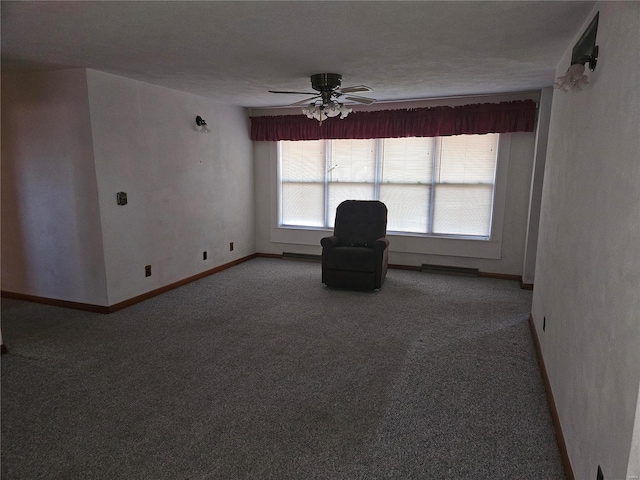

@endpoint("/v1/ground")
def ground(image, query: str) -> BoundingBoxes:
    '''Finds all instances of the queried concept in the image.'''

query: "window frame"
[270,134,511,260]
[278,135,500,237]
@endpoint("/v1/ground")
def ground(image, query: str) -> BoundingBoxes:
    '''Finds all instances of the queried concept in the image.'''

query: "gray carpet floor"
[1,258,564,479]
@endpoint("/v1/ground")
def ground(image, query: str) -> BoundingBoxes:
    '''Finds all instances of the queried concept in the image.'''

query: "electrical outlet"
[543,316,546,332]
[230,242,234,251]
[203,251,207,260]
[596,465,603,480]
[145,265,151,277]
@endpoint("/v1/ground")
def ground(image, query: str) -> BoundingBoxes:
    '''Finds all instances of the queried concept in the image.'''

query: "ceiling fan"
[269,73,376,107]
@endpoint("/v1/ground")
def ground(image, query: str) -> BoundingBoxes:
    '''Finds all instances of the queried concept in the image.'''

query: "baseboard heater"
[282,252,322,262]
[421,264,479,277]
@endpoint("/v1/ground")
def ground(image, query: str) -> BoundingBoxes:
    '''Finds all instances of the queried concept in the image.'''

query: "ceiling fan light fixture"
[324,104,341,118]
[339,104,352,119]
[554,63,590,92]
[301,104,320,120]
[302,100,352,123]
[269,73,372,123]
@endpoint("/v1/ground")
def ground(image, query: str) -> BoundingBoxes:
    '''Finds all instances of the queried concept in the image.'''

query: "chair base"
[324,269,382,290]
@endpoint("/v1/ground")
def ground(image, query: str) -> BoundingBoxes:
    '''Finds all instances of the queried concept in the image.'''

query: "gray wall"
[531,3,640,479]
[1,69,108,305]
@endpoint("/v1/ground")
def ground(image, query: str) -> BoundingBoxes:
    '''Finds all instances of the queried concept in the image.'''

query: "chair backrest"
[334,200,387,246]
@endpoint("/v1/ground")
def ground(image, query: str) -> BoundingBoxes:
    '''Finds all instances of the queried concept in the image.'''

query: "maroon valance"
[250,100,537,141]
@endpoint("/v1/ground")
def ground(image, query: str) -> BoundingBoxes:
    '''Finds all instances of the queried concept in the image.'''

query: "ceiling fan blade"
[288,96,320,107]
[340,85,373,94]
[344,95,376,105]
[269,90,316,95]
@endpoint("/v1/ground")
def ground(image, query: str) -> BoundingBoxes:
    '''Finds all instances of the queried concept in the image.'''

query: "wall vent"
[421,264,479,277]
[282,252,322,262]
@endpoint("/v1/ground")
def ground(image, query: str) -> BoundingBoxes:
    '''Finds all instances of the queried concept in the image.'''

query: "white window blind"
[433,135,498,236]
[379,137,434,233]
[279,134,499,238]
[280,140,325,227]
[328,139,376,227]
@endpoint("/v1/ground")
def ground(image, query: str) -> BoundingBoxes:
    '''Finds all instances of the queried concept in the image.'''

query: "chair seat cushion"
[326,246,376,273]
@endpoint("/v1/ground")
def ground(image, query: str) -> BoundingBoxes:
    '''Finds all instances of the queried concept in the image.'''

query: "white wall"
[522,87,553,285]
[531,3,640,480]
[253,95,539,276]
[1,68,255,307]
[1,69,109,305]
[86,70,255,305]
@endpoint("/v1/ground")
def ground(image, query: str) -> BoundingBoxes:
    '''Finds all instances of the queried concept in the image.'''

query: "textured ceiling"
[1,1,595,108]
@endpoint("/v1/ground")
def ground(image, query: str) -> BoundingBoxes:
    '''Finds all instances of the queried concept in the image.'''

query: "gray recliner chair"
[321,200,389,290]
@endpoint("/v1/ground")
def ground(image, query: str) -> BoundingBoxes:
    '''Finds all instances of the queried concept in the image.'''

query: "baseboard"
[1,254,257,314]
[479,272,520,281]
[0,291,111,314]
[106,254,257,312]
[528,314,575,480]
[419,266,532,289]
[254,253,282,259]
[520,280,534,290]
[482,271,533,290]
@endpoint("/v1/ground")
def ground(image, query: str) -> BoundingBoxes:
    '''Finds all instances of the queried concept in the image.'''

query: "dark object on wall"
[116,192,127,205]
[571,12,599,70]
[554,12,599,92]
[321,200,389,290]
[195,116,211,133]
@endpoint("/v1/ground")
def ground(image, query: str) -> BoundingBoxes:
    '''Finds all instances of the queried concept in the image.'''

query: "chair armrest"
[373,237,390,253]
[321,235,340,249]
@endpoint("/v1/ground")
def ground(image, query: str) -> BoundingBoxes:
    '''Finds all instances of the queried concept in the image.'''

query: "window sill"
[271,226,501,260]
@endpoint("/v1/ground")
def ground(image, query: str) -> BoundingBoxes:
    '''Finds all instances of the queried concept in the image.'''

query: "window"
[279,134,499,238]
